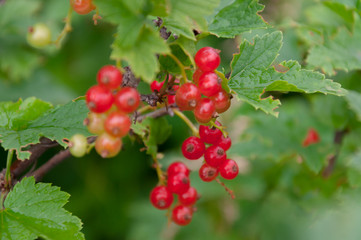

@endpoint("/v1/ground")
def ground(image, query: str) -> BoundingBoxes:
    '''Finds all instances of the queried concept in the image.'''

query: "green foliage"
[132,117,172,158]
[0,177,83,240]
[229,31,346,116]
[0,99,90,160]
[345,90,361,121]
[208,0,268,38]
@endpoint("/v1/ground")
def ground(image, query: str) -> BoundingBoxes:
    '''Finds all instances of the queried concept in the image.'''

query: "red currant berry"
[86,85,114,113]
[150,186,174,210]
[172,205,193,226]
[193,98,215,123]
[210,89,231,113]
[217,135,232,151]
[104,112,131,137]
[178,187,198,206]
[192,68,203,85]
[181,136,205,160]
[27,23,52,48]
[194,47,220,72]
[70,0,96,15]
[167,173,190,195]
[97,65,122,89]
[167,95,176,105]
[204,145,226,167]
[167,162,190,177]
[199,163,218,182]
[69,134,88,158]
[199,121,222,144]
[198,72,222,97]
[150,80,164,92]
[95,133,122,158]
[114,87,140,113]
[84,112,107,135]
[175,83,201,111]
[219,159,239,180]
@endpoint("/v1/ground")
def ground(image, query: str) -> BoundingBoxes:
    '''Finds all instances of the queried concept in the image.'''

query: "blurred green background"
[1,0,361,239]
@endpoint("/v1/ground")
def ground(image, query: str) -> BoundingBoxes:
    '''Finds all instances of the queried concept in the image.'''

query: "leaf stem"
[215,178,235,199]
[168,53,187,84]
[53,7,73,48]
[173,109,199,137]
[5,150,14,188]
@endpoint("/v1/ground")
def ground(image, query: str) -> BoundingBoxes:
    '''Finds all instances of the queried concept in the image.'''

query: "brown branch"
[121,66,140,88]
[135,106,175,122]
[322,129,348,178]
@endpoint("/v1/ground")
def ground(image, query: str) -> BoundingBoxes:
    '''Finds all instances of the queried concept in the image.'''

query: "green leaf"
[345,90,361,122]
[347,149,361,187]
[111,26,170,82]
[159,43,192,75]
[307,18,361,75]
[229,99,334,173]
[131,117,172,158]
[229,31,346,116]
[163,0,220,40]
[208,0,268,38]
[0,177,84,240]
[0,99,90,160]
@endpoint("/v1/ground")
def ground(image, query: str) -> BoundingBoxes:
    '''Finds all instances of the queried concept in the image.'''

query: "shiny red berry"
[219,159,239,180]
[194,47,220,72]
[175,83,201,111]
[181,136,205,160]
[150,80,164,92]
[204,145,226,167]
[97,65,122,89]
[95,133,122,158]
[167,173,190,195]
[217,135,232,151]
[210,89,231,113]
[70,0,96,15]
[167,95,176,105]
[150,186,174,210]
[114,87,140,113]
[167,162,190,177]
[199,163,218,182]
[198,72,222,97]
[193,98,215,123]
[86,85,114,113]
[192,68,203,85]
[199,121,222,144]
[178,187,198,206]
[104,112,131,137]
[172,205,193,226]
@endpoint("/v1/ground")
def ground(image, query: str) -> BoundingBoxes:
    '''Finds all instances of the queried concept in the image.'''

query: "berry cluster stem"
[4,150,14,188]
[54,7,73,48]
[173,109,199,137]
[168,53,187,85]
[152,156,165,185]
[215,178,235,199]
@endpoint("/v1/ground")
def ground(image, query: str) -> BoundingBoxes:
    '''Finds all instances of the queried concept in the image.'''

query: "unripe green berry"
[27,23,52,48]
[69,134,88,158]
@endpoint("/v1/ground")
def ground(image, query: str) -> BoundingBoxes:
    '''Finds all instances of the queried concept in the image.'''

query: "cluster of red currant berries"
[183,121,239,181]
[84,65,140,158]
[150,162,198,226]
[176,47,231,123]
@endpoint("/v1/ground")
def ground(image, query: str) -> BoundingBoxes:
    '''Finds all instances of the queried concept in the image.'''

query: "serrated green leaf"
[208,0,268,38]
[111,26,169,82]
[163,0,219,40]
[159,43,192,74]
[229,31,346,116]
[0,177,84,240]
[150,0,170,17]
[347,149,361,187]
[229,99,334,173]
[307,18,361,75]
[345,90,361,121]
[131,117,172,158]
[0,99,90,160]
